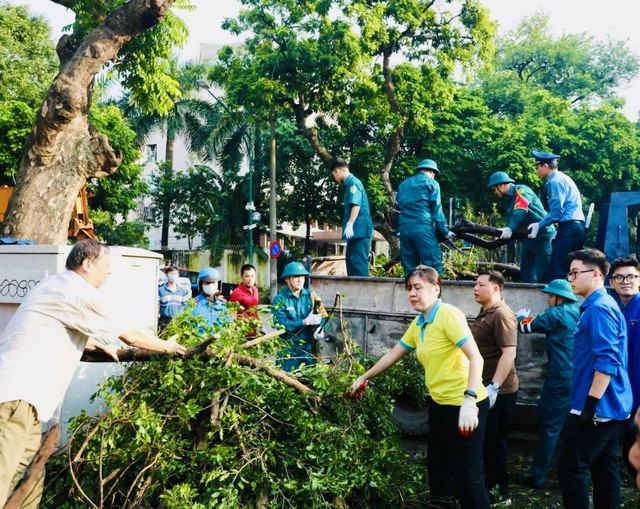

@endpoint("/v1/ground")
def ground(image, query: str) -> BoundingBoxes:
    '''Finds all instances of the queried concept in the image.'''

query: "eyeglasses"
[566,269,595,281]
[611,274,639,284]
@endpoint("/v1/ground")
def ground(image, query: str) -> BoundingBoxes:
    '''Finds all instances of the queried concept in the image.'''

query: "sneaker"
[488,489,512,507]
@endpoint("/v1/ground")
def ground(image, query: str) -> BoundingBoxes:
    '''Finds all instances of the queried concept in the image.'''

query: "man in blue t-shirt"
[609,257,640,504]
[558,249,632,509]
[157,266,189,328]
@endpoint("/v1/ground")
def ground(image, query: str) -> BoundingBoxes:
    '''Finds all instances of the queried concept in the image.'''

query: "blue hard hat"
[542,279,577,302]
[415,159,439,173]
[281,261,310,279]
[198,267,222,283]
[532,150,561,164]
[487,171,515,189]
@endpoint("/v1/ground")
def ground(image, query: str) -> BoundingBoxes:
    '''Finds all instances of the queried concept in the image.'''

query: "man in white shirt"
[0,239,187,508]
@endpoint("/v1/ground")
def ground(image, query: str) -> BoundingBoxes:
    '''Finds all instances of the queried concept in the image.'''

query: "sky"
[12,0,640,119]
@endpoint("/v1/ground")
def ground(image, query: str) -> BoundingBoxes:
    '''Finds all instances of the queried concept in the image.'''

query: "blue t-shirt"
[158,283,189,318]
[615,292,640,410]
[572,288,632,420]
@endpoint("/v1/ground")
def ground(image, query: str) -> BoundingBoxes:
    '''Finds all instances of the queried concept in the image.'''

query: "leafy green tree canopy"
[0,2,58,109]
[489,12,640,106]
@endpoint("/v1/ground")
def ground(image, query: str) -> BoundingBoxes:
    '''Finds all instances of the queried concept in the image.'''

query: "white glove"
[498,227,512,240]
[304,312,322,326]
[344,222,354,239]
[349,376,367,396]
[313,328,325,340]
[445,231,456,240]
[485,383,499,409]
[516,308,531,319]
[458,396,479,436]
[527,222,540,239]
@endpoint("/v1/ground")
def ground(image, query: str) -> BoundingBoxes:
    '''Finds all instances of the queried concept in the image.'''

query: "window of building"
[145,144,158,163]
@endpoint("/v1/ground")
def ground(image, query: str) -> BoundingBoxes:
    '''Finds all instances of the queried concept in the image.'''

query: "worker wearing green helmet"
[487,171,554,283]
[394,158,455,276]
[271,262,324,372]
[515,279,579,488]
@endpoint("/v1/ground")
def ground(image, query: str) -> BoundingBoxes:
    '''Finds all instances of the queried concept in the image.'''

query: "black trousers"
[427,398,491,509]
[558,415,623,509]
[546,221,586,282]
[483,391,517,492]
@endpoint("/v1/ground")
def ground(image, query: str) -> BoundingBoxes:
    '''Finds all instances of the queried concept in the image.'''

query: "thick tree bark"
[1,0,176,243]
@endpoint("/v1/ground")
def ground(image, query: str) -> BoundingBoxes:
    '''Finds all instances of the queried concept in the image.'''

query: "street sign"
[269,240,282,258]
[242,224,257,231]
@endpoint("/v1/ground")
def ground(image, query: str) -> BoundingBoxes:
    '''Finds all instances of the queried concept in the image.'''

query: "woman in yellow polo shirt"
[349,265,490,509]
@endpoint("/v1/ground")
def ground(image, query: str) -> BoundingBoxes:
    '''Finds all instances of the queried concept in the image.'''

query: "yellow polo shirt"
[400,300,488,406]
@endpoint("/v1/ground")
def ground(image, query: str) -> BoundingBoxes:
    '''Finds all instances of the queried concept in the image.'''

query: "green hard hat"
[281,261,310,279]
[415,159,439,173]
[542,279,577,302]
[487,171,515,189]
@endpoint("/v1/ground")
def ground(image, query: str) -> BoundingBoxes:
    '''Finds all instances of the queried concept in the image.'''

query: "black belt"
[558,220,585,225]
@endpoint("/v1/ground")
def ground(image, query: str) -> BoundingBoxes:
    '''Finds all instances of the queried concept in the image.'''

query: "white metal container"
[0,244,162,442]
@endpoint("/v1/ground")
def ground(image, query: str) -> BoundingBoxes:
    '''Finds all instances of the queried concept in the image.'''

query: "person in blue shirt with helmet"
[487,171,554,283]
[191,267,231,335]
[558,249,632,509]
[527,151,585,282]
[271,262,324,372]
[330,157,373,277]
[515,279,579,489]
[394,158,455,276]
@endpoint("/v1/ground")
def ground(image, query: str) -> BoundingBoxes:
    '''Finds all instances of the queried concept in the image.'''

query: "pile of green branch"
[44,314,428,508]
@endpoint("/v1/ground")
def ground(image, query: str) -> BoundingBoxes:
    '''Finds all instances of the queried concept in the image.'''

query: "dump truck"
[307,191,640,435]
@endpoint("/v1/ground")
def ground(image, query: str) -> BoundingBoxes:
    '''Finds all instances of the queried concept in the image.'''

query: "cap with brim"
[532,150,561,164]
[542,279,577,302]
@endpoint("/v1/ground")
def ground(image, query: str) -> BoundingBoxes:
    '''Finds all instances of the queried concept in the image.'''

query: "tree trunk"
[161,137,175,248]
[1,0,177,243]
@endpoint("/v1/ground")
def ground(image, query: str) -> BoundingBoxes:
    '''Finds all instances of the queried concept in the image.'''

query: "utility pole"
[269,102,278,301]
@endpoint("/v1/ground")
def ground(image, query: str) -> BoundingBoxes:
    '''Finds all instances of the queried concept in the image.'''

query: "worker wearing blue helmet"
[515,279,579,489]
[191,267,231,335]
[487,171,554,283]
[271,262,324,371]
[394,158,455,275]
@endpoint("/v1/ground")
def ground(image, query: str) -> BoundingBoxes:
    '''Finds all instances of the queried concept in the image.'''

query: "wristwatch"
[463,390,478,399]
[488,381,500,391]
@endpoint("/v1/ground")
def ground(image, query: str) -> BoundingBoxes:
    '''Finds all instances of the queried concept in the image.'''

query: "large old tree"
[1,0,186,243]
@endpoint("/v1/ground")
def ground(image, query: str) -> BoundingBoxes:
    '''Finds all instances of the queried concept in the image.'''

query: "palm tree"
[119,58,222,248]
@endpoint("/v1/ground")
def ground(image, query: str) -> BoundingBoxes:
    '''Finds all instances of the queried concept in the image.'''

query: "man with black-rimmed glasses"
[558,249,632,509]
[610,257,640,506]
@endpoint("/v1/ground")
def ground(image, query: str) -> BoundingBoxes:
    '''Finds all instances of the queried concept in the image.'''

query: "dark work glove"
[579,395,599,429]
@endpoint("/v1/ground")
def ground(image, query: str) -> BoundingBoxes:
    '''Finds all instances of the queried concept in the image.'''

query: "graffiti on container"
[0,278,38,298]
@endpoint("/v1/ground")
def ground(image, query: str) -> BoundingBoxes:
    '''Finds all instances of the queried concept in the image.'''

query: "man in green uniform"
[487,171,554,283]
[271,262,323,372]
[395,159,455,276]
[516,279,580,488]
[330,157,373,277]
